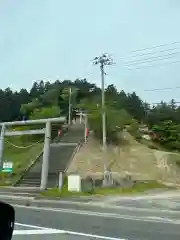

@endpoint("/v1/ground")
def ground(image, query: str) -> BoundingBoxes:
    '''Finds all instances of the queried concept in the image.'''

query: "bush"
[163,141,180,151]
[128,119,141,140]
[88,107,132,144]
[148,144,159,150]
[9,105,62,143]
[135,135,142,141]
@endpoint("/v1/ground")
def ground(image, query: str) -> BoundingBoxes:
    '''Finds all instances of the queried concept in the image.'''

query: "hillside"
[67,131,180,187]
[1,79,180,187]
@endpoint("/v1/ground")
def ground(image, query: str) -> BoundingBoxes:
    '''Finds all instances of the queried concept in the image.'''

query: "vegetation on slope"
[0,138,43,185]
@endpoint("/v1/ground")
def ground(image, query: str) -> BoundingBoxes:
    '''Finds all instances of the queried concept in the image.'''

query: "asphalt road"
[12,200,180,240]
[13,223,93,240]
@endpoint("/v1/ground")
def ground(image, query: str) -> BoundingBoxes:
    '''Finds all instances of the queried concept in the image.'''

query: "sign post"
[58,172,63,191]
[2,162,13,173]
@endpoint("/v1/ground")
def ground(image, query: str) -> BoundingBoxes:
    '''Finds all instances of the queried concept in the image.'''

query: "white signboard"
[2,162,13,172]
[68,175,81,192]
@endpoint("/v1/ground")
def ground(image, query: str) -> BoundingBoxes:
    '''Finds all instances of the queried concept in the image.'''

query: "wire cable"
[123,51,180,66]
[144,86,180,92]
[5,139,43,149]
[123,47,180,59]
[125,59,180,71]
[123,40,180,55]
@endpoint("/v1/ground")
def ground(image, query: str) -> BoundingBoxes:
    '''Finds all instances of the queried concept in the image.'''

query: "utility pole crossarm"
[92,53,114,66]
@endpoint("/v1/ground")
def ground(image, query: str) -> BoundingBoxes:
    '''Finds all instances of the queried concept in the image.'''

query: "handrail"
[64,141,83,173]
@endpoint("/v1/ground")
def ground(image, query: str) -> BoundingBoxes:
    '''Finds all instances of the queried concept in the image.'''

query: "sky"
[1,0,180,104]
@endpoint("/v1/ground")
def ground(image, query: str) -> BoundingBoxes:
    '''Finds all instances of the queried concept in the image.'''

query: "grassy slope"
[0,123,66,186]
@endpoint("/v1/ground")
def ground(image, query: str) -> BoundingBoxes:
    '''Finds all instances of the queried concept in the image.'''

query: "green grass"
[0,136,43,186]
[39,180,167,198]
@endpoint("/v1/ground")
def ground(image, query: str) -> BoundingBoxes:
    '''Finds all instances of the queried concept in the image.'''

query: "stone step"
[17,123,84,187]
[21,175,41,179]
[16,183,40,187]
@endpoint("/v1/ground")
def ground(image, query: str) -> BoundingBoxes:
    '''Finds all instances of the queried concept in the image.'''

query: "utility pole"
[68,87,72,125]
[93,53,114,186]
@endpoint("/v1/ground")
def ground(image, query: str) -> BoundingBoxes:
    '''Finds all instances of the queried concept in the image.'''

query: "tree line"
[0,79,180,150]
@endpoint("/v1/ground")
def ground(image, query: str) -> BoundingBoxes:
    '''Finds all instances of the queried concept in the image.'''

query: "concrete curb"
[4,197,180,215]
[1,189,180,205]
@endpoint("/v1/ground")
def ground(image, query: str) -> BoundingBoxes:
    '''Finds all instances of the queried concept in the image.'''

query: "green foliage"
[39,180,166,198]
[0,141,43,185]
[1,78,180,152]
[15,106,60,143]
[8,126,40,143]
[152,120,180,150]
[30,106,60,120]
[40,89,60,106]
[20,99,42,115]
[127,119,141,139]
[88,107,132,144]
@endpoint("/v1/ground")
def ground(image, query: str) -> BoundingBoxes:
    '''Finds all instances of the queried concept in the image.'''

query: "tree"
[30,106,60,120]
[40,89,60,106]
[126,92,145,121]
[88,105,132,143]
[20,99,42,118]
[152,120,180,150]
[1,78,180,152]
[116,90,128,110]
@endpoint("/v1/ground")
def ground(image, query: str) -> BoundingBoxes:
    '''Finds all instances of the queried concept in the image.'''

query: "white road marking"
[14,222,125,239]
[13,229,65,235]
[57,230,126,240]
[15,222,49,229]
[14,204,180,225]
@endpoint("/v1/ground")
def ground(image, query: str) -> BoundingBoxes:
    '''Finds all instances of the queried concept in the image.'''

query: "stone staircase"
[16,122,84,188]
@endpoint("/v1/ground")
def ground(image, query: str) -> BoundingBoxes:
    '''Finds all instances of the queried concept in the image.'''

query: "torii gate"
[0,117,65,190]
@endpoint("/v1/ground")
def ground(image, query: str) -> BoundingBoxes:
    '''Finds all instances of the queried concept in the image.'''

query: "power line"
[123,51,180,66]
[119,41,180,69]
[149,101,180,106]
[124,40,180,55]
[124,47,180,59]
[120,43,180,70]
[125,59,180,71]
[144,86,180,92]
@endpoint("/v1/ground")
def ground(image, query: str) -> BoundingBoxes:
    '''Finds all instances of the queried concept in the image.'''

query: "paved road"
[12,199,180,240]
[13,223,96,240]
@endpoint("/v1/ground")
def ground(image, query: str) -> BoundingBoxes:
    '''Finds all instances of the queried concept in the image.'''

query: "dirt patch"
[67,131,180,186]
